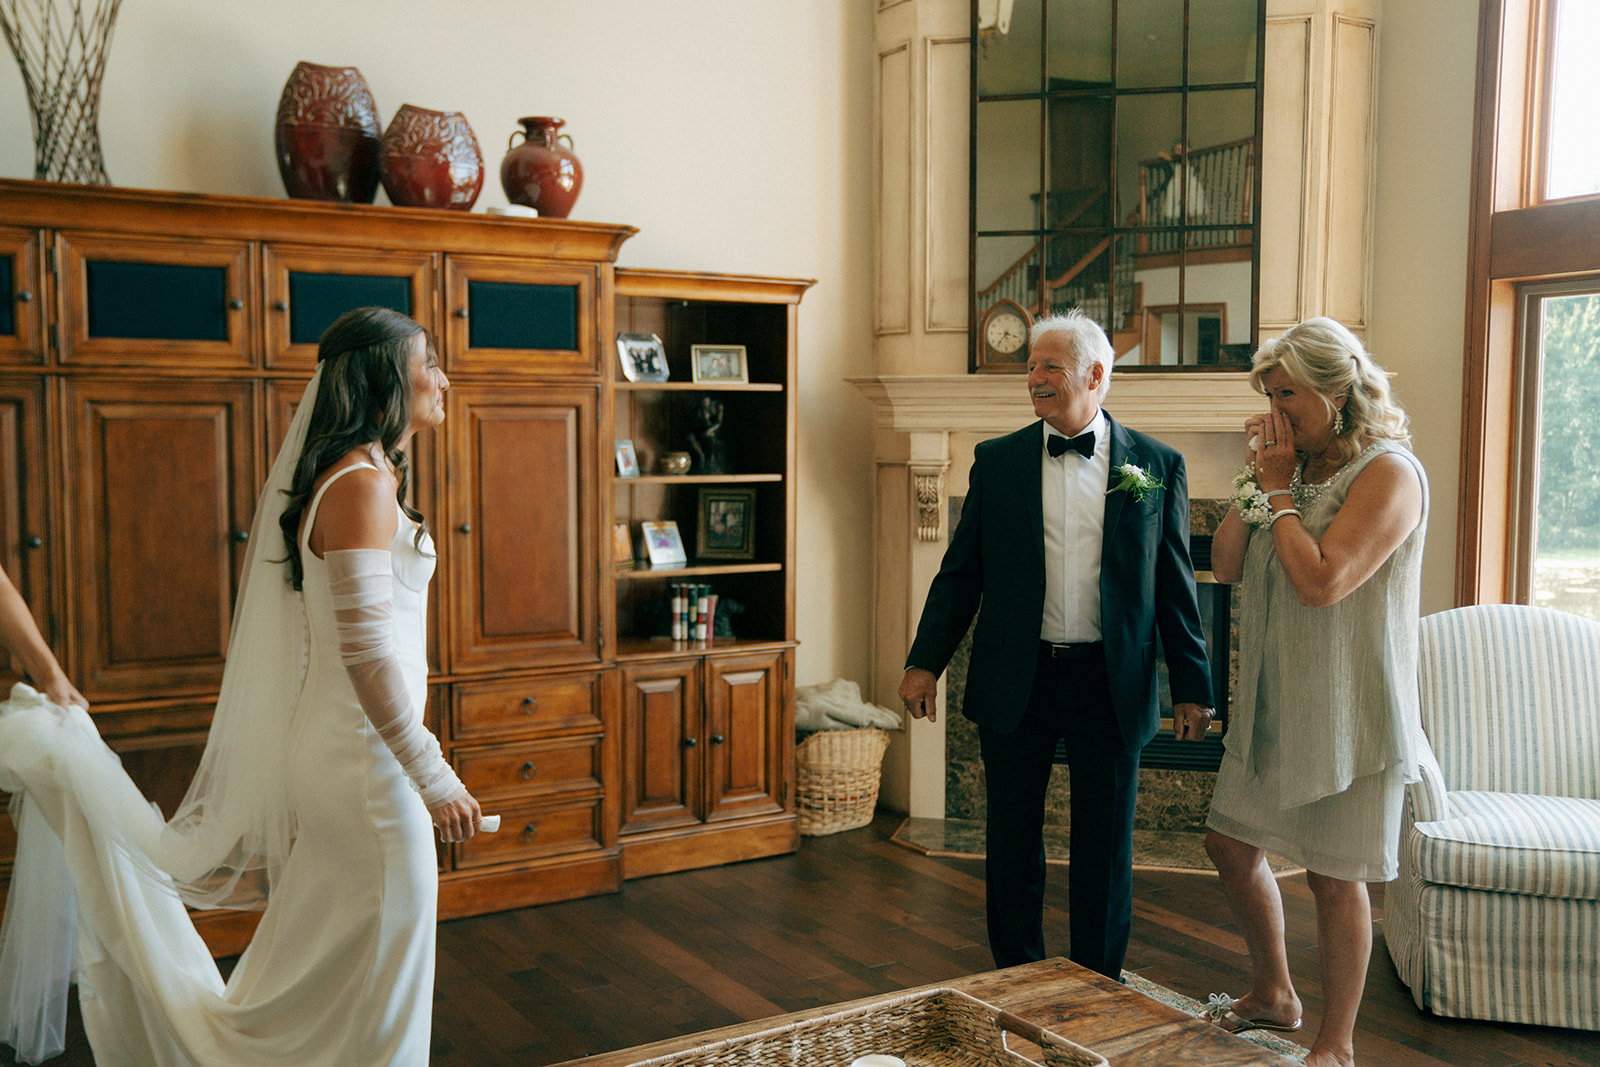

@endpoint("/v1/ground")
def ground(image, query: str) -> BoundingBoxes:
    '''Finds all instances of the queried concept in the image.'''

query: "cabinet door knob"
[521,823,538,843]
[457,523,471,534]
[23,535,42,549]
[454,308,468,319]
[230,531,249,543]
[227,299,244,310]
[273,300,289,312]
[521,696,539,713]
[15,290,31,303]
[520,761,537,779]
[711,734,725,744]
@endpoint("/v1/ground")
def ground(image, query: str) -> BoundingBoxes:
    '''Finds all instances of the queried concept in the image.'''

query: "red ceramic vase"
[378,104,484,211]
[500,116,584,218]
[273,61,382,203]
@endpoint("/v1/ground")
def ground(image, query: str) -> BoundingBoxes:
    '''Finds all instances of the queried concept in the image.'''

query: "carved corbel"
[909,461,948,542]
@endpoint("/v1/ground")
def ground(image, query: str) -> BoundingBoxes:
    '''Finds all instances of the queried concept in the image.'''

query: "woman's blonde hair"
[1249,317,1409,464]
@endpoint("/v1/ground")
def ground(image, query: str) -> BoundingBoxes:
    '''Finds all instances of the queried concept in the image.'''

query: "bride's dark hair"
[279,307,433,589]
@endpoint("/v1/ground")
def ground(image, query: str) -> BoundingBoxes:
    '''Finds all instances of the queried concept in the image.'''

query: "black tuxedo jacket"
[906,412,1213,751]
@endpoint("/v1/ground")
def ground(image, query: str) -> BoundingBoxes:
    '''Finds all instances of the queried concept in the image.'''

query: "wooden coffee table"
[547,957,1301,1066]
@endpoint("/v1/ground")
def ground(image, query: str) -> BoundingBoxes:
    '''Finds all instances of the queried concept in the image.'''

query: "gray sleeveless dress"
[1207,440,1428,881]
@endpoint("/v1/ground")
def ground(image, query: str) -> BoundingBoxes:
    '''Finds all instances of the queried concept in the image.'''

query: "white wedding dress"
[0,467,439,1065]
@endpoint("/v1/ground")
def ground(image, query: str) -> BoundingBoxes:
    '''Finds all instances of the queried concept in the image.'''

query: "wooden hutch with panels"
[0,179,808,951]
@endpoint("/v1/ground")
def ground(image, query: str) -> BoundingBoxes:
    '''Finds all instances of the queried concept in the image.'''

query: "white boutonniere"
[1108,461,1164,503]
[1230,467,1273,528]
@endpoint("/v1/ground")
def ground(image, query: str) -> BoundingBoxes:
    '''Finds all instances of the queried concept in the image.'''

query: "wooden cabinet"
[0,180,808,947]
[62,377,257,700]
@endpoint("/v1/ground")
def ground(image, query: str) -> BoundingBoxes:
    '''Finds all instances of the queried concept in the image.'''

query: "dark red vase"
[273,62,382,203]
[378,104,484,211]
[500,116,584,218]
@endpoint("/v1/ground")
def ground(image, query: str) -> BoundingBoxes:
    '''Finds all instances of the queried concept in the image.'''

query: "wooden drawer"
[454,735,602,801]
[451,671,602,741]
[453,795,603,870]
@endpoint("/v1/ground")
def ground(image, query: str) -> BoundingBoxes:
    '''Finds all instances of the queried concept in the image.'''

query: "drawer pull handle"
[16,290,31,303]
[457,523,472,534]
[522,696,538,713]
[522,823,538,843]
[683,737,697,747]
[520,761,537,779]
[230,531,249,543]
[23,536,41,549]
[711,734,725,745]
[273,300,289,311]
[227,299,244,310]
[454,308,469,319]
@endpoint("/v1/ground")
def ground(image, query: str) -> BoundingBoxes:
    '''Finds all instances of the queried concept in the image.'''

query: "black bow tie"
[1047,430,1094,459]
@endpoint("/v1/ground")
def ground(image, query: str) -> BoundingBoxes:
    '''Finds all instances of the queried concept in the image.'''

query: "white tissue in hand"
[1249,434,1260,451]
[478,815,500,832]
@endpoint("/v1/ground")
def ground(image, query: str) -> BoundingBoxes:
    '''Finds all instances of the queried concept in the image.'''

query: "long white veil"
[153,363,325,908]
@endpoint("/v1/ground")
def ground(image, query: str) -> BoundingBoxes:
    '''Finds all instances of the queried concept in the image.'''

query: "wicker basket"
[795,726,892,836]
[628,986,1107,1066]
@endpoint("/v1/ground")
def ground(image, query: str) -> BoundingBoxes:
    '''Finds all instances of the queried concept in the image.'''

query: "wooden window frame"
[1457,0,1600,604]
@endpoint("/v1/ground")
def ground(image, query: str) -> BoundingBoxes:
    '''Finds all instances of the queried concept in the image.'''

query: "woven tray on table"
[627,987,1107,1067]
[795,726,892,836]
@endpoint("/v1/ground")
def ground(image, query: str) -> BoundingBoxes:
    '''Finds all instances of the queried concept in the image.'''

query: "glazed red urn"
[500,116,584,218]
[273,61,382,202]
[378,104,484,211]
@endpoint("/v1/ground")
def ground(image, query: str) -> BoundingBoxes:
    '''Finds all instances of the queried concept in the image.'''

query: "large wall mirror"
[971,0,1264,372]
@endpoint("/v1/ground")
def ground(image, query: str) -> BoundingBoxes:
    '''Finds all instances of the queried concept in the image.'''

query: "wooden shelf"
[615,473,782,485]
[614,635,797,660]
[615,561,783,580]
[615,381,783,392]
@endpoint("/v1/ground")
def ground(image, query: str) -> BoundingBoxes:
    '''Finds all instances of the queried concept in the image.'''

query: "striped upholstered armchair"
[1386,604,1600,1030]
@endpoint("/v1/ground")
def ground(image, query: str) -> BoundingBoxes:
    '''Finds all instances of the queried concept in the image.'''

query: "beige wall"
[1367,0,1479,614]
[0,0,880,688]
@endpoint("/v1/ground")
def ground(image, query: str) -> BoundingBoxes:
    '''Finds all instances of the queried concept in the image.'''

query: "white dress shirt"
[1041,410,1108,643]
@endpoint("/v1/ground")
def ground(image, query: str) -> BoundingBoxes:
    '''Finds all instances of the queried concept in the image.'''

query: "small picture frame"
[696,487,756,560]
[690,344,748,384]
[615,439,640,478]
[617,332,669,382]
[611,522,636,569]
[640,520,688,568]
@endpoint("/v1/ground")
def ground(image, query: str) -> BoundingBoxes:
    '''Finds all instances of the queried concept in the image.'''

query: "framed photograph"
[614,439,640,478]
[640,520,687,568]
[690,344,748,384]
[616,332,669,382]
[696,487,756,560]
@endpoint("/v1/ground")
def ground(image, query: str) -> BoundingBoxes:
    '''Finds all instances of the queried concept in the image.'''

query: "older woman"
[1201,318,1427,1067]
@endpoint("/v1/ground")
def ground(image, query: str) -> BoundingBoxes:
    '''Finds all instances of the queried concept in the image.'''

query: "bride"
[0,307,483,1064]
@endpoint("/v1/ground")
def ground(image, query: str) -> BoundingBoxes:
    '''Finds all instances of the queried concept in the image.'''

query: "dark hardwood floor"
[31,812,1600,1065]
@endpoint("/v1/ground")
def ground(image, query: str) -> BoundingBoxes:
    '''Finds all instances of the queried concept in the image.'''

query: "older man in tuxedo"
[900,310,1215,980]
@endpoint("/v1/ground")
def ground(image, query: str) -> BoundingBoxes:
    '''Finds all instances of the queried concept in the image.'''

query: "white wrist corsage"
[1230,467,1274,529]
[1108,461,1164,503]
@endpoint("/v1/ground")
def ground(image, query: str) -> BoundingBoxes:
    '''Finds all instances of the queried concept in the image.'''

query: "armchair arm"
[1407,731,1450,824]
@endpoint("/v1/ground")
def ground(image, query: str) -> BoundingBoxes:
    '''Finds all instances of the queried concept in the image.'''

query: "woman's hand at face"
[1253,409,1296,490]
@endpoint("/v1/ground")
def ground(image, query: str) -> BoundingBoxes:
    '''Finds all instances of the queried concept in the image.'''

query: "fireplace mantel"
[848,372,1262,436]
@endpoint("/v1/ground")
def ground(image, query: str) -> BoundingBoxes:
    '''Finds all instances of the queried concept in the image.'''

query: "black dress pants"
[977,641,1139,980]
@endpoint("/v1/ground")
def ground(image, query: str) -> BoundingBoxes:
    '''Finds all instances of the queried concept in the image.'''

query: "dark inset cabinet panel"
[288,271,413,343]
[467,280,578,351]
[57,234,252,369]
[86,260,230,341]
[444,256,597,375]
[0,227,44,364]
[0,256,12,337]
[262,245,436,370]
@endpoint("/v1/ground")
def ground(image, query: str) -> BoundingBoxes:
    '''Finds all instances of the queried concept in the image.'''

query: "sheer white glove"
[326,549,465,810]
